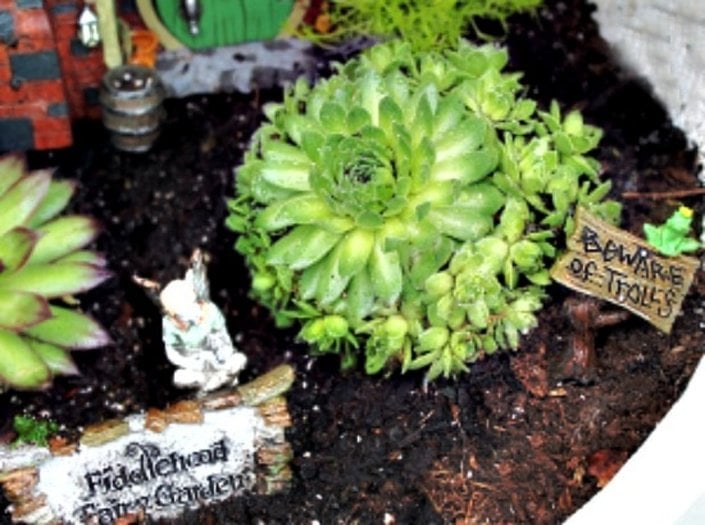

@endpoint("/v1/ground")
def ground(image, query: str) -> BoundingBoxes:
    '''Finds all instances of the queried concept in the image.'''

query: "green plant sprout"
[0,156,111,390]
[227,40,619,380]
[644,206,701,257]
[300,0,543,52]
[12,414,58,447]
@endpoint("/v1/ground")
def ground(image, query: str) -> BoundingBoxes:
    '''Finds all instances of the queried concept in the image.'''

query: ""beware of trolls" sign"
[550,207,699,333]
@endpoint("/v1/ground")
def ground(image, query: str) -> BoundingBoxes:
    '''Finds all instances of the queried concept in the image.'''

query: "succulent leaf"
[369,238,403,305]
[0,227,37,272]
[0,156,25,196]
[0,171,51,237]
[54,250,108,267]
[256,194,333,231]
[26,179,76,229]
[266,225,340,270]
[28,216,100,265]
[338,228,375,278]
[27,339,79,376]
[0,329,50,389]
[347,268,375,322]
[315,244,351,305]
[0,290,51,331]
[0,262,110,298]
[23,305,112,349]
[260,161,312,192]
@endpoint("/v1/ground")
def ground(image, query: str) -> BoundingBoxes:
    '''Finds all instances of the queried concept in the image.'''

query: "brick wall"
[0,1,114,151]
[0,0,72,150]
[45,0,105,120]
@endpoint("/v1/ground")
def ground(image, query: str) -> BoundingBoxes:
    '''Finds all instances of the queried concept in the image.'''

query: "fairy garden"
[0,0,702,523]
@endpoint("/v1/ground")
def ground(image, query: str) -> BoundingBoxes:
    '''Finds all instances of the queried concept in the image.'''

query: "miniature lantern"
[78,4,101,48]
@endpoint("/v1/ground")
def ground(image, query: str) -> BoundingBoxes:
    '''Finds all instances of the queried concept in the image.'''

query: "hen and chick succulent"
[228,40,619,380]
[0,156,110,390]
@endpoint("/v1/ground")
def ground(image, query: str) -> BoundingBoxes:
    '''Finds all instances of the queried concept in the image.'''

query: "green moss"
[12,414,58,447]
[301,0,543,52]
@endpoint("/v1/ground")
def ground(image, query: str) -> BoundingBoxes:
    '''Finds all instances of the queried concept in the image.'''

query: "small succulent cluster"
[0,156,110,390]
[228,40,619,380]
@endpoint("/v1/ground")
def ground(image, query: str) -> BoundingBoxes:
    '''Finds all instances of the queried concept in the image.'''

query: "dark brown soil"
[3,0,703,523]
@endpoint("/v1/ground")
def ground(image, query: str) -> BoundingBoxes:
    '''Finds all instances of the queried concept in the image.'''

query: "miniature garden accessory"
[228,40,620,380]
[0,365,295,524]
[134,249,247,393]
[550,207,699,334]
[643,206,701,257]
[0,156,111,390]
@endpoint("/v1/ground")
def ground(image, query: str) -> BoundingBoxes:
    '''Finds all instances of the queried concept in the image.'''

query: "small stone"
[165,400,203,424]
[258,464,292,495]
[11,493,48,520]
[256,443,293,465]
[81,419,129,447]
[144,408,168,432]
[238,365,295,406]
[1,467,38,499]
[48,436,77,456]
[256,397,292,428]
[201,390,243,411]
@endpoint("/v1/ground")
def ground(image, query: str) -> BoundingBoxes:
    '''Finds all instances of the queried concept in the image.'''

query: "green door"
[155,0,295,49]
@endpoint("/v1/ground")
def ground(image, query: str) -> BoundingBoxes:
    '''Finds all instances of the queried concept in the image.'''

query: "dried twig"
[621,187,705,200]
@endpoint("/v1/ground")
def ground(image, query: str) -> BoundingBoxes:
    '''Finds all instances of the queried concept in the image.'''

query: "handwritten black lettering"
[75,438,252,524]
[83,439,229,497]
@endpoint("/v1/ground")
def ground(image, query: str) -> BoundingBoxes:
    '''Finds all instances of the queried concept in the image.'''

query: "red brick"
[32,115,73,150]
[33,116,71,134]
[14,9,54,52]
[52,15,78,28]
[52,25,77,40]
[0,64,11,83]
[33,128,73,150]
[15,9,52,36]
[13,79,66,104]
[0,85,32,104]
[14,35,53,54]
[71,68,103,84]
[0,101,44,118]
[0,82,64,106]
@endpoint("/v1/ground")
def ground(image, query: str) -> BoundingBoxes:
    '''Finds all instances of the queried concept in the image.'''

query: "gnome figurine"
[134,249,247,393]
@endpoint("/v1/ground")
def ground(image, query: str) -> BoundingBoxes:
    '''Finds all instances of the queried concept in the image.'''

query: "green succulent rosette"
[0,156,111,390]
[228,40,619,380]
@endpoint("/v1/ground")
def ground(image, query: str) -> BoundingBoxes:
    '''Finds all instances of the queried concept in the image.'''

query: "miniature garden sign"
[0,365,295,524]
[551,207,699,333]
